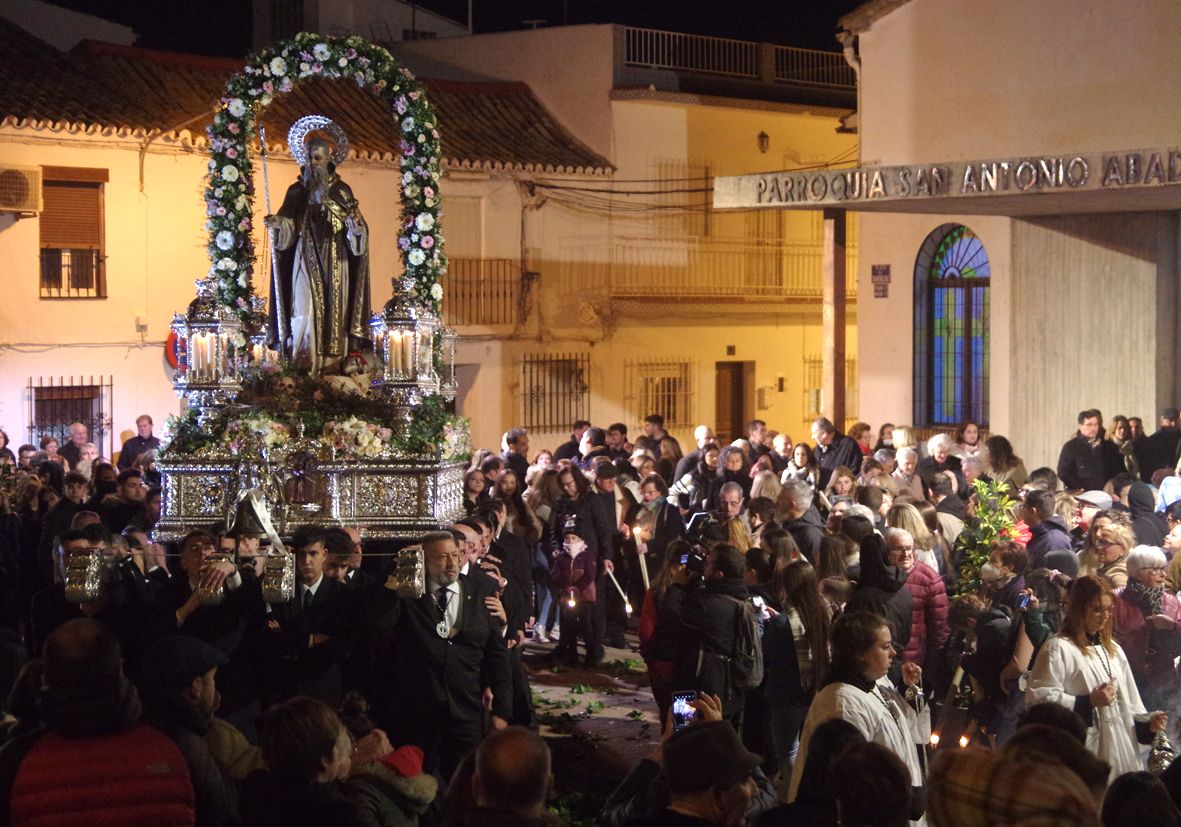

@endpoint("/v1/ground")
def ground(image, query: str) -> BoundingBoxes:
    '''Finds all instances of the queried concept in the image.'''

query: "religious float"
[155,33,469,545]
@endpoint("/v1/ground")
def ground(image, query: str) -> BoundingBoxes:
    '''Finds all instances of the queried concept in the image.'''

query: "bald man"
[473,726,553,819]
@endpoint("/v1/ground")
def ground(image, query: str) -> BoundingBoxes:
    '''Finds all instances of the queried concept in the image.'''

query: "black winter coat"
[845,534,913,656]
[667,578,750,719]
[1056,434,1122,492]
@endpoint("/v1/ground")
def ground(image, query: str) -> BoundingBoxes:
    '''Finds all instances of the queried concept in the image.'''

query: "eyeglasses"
[1095,540,1124,549]
[1141,566,1167,574]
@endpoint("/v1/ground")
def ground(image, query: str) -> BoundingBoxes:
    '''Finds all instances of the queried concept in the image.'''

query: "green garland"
[205,32,447,319]
[952,477,1020,595]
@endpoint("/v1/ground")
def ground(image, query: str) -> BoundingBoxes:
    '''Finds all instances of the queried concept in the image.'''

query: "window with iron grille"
[26,375,114,457]
[653,159,712,238]
[626,360,695,429]
[802,355,858,426]
[40,167,107,299]
[519,353,590,431]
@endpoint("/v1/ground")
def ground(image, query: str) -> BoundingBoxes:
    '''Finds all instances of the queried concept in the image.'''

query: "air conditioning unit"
[0,165,43,213]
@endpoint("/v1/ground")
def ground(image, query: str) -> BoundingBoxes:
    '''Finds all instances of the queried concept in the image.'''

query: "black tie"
[435,586,450,620]
[302,588,313,613]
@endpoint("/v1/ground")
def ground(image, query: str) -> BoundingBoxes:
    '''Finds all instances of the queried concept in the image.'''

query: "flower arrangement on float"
[204,32,447,318]
[222,414,291,454]
[322,416,395,458]
[162,374,469,463]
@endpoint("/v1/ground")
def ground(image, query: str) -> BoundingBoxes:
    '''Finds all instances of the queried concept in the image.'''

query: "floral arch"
[203,32,446,319]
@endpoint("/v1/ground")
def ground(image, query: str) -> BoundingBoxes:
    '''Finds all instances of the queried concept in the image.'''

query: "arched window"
[913,224,990,427]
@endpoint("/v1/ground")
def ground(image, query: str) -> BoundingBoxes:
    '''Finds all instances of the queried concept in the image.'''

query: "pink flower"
[225,147,238,159]
[423,187,434,198]
[421,235,434,249]
[216,206,227,216]
[227,123,240,134]
[262,80,274,94]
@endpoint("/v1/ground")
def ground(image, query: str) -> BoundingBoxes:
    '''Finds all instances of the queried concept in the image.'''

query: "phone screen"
[672,691,696,731]
[679,553,690,565]
[1017,593,1031,609]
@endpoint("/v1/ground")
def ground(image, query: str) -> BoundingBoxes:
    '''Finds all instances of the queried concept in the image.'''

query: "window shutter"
[41,181,102,249]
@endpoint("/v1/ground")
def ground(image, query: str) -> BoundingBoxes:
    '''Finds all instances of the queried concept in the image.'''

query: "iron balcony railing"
[39,247,105,299]
[441,257,520,327]
[609,237,858,300]
[623,27,855,90]
[772,45,856,89]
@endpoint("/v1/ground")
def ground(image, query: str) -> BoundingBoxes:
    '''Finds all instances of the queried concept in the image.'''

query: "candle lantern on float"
[171,277,244,423]
[438,325,458,403]
[370,277,440,427]
[244,294,276,369]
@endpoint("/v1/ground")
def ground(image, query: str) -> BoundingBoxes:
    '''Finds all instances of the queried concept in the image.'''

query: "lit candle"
[390,331,403,375]
[958,734,970,749]
[929,733,940,747]
[401,330,414,377]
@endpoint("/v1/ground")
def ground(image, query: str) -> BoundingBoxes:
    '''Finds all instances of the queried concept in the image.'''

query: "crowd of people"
[6,408,1181,824]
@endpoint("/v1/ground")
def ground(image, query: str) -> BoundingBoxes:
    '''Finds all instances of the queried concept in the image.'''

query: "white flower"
[414,213,435,232]
[227,98,246,118]
[222,165,239,182]
[300,62,311,75]
[408,249,426,266]
[237,274,248,288]
[402,171,414,185]
[313,43,331,61]
[338,57,348,67]
[217,257,238,271]
[260,94,273,106]
[215,230,235,250]
[401,117,416,132]
[430,283,444,300]
[235,195,248,211]
[269,56,287,76]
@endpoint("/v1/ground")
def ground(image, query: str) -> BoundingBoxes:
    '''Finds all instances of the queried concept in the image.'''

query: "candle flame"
[929,733,940,747]
[566,597,576,608]
[958,734,970,749]
[625,603,633,615]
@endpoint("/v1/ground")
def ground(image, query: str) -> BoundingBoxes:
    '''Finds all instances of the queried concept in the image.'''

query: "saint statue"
[265,117,371,374]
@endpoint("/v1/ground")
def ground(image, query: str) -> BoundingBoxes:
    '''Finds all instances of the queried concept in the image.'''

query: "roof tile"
[0,18,611,174]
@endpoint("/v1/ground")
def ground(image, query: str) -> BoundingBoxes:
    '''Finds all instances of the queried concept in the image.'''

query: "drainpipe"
[836,30,861,144]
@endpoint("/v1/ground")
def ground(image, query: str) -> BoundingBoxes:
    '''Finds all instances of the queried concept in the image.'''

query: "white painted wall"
[857,0,1181,165]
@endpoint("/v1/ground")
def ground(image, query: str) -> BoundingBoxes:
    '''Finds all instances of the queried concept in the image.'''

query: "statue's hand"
[344,215,361,236]
[264,214,281,230]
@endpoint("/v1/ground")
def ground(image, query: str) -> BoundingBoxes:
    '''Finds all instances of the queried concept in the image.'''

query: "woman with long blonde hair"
[1027,575,1167,777]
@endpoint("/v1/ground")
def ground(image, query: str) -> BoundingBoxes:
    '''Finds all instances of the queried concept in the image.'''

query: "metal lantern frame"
[171,277,244,420]
[438,325,458,402]
[371,277,441,425]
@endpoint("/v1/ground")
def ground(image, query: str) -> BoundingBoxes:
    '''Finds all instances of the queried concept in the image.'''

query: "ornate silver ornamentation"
[287,115,349,167]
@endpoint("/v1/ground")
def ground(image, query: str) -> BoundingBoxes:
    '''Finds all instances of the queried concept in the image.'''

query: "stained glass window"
[913,224,990,427]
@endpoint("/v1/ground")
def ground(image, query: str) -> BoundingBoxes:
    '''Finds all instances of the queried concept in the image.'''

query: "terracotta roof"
[0,18,611,175]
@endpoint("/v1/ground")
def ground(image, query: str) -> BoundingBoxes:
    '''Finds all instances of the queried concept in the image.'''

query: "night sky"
[46,0,860,57]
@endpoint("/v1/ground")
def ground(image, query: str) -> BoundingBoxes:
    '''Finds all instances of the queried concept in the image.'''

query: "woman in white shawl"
[789,611,926,822]
[1026,574,1168,778]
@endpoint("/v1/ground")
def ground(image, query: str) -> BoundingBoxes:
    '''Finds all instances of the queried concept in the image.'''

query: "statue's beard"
[303,163,330,190]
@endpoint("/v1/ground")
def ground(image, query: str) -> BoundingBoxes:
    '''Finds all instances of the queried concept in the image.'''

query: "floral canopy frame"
[204,33,446,321]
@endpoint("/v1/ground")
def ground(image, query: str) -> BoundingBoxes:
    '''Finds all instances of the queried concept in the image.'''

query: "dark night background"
[46,0,861,57]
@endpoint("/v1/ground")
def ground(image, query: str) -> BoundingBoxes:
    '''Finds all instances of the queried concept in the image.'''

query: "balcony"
[39,247,105,299]
[609,237,857,302]
[616,27,855,108]
[441,257,520,327]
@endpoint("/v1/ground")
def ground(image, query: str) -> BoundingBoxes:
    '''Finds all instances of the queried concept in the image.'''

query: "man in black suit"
[259,525,355,707]
[479,500,534,725]
[369,530,512,778]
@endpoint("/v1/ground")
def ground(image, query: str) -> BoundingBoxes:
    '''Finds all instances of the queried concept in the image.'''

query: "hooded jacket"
[1027,516,1073,570]
[1128,481,1167,546]
[845,534,913,657]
